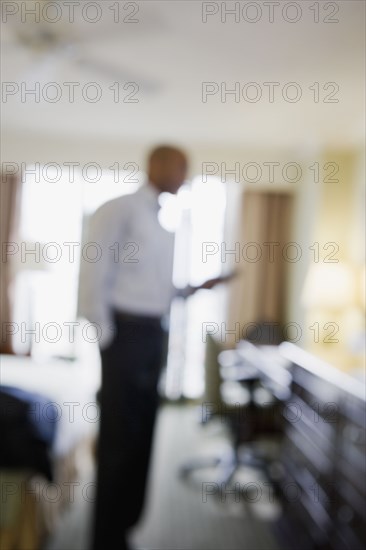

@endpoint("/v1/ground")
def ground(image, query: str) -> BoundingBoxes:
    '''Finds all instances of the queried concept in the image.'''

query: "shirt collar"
[138,181,161,211]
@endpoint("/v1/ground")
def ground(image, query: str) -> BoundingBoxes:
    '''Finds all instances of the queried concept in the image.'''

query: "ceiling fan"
[1,0,162,93]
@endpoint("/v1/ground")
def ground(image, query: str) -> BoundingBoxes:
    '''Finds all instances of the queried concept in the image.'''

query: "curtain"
[0,174,22,354]
[227,190,293,341]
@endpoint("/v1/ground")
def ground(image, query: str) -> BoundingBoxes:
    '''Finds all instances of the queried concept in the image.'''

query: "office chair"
[179,323,287,492]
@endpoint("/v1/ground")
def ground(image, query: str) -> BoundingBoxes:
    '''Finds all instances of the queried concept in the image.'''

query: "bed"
[0,346,101,550]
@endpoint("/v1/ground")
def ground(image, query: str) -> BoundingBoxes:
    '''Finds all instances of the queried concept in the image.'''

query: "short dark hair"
[148,145,187,166]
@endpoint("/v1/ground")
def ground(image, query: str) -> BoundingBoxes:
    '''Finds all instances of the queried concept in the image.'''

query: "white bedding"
[0,349,101,457]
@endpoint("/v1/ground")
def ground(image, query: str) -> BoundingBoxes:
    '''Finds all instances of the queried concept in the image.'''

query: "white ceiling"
[1,0,365,149]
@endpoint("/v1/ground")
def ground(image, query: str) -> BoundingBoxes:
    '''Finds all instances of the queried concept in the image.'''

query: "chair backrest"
[245,320,284,346]
[203,334,225,417]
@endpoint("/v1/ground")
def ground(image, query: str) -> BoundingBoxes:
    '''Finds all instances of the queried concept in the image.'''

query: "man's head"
[147,145,188,194]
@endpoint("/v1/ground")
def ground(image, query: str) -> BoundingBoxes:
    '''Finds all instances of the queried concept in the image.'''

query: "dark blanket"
[0,386,58,480]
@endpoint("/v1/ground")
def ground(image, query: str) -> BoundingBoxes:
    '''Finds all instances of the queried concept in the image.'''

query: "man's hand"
[194,271,238,292]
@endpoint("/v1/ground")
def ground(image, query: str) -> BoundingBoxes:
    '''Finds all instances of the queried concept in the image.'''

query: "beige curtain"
[227,190,293,338]
[0,174,22,354]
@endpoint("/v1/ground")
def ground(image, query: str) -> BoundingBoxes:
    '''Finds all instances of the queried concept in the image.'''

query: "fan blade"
[19,44,72,83]
[76,57,160,94]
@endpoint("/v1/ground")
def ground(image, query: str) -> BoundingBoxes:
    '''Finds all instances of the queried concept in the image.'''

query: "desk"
[277,343,366,550]
[231,341,365,550]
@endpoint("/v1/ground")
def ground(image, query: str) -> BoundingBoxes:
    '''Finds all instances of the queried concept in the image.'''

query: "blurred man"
[79,145,228,550]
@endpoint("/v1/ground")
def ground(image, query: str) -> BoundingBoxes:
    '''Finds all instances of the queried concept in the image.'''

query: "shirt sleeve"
[174,285,194,299]
[77,201,121,349]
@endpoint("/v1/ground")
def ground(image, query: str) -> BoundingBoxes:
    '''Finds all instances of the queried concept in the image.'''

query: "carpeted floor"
[46,404,281,550]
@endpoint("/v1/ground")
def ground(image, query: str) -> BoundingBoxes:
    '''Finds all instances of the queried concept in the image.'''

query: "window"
[15,167,227,399]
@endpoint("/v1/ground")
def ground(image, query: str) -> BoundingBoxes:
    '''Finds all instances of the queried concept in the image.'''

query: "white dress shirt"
[78,182,177,349]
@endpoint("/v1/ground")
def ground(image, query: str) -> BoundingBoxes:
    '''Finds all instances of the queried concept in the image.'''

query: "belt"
[114,310,163,328]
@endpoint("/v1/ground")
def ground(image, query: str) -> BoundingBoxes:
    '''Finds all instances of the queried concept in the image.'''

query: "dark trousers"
[92,312,165,550]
